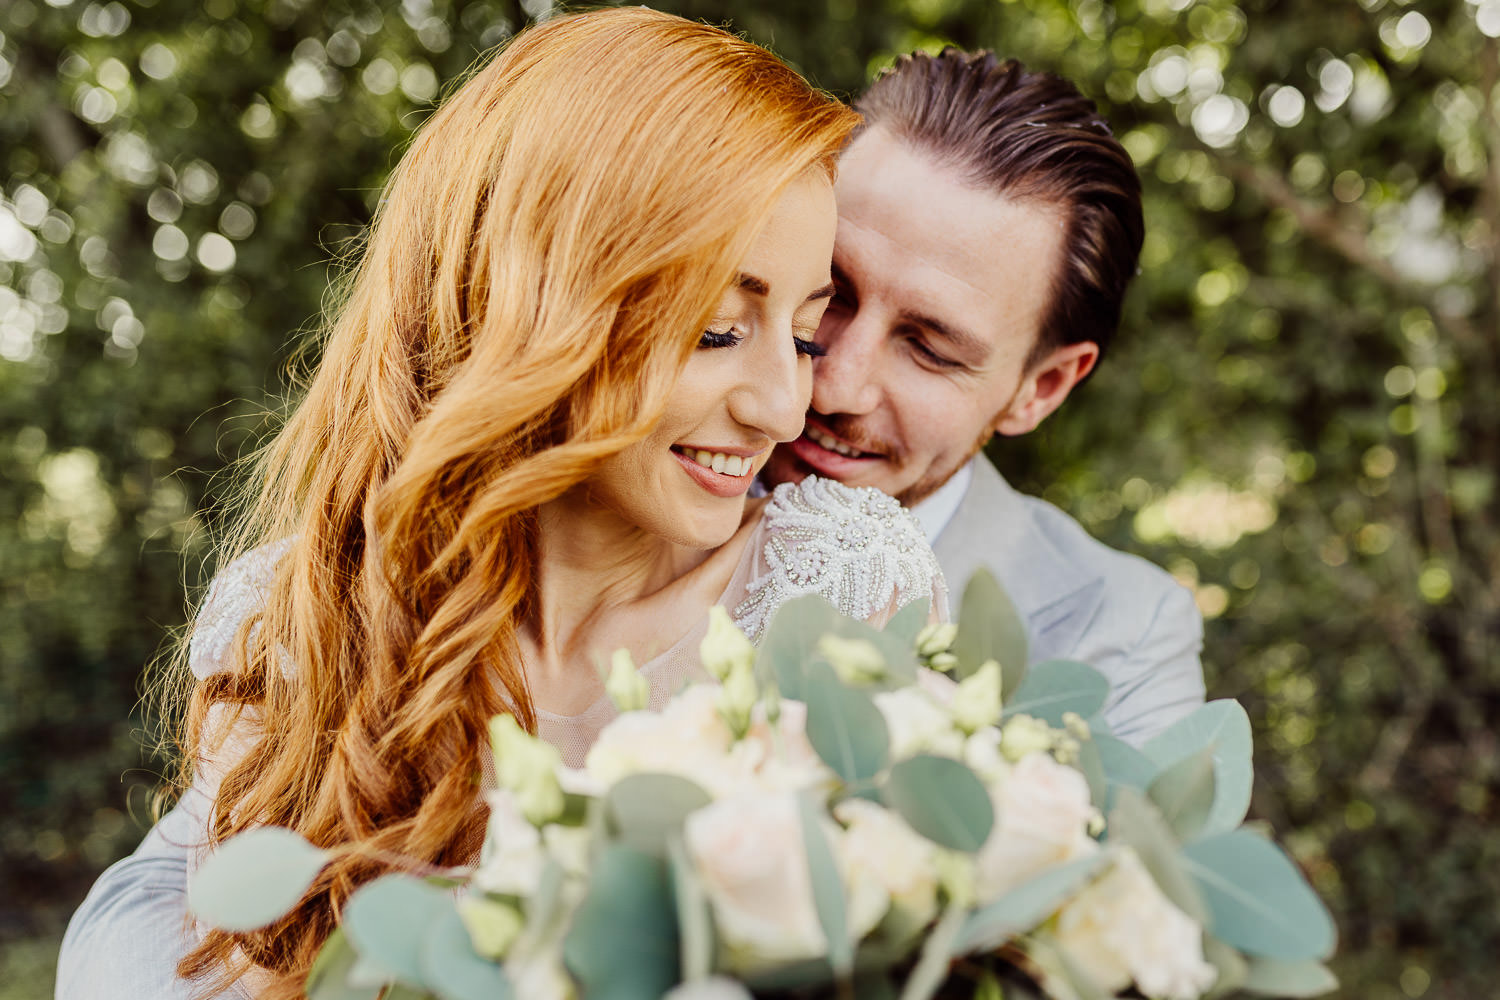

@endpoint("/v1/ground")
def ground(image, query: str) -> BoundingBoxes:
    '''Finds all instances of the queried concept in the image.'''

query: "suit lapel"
[932,459,1105,663]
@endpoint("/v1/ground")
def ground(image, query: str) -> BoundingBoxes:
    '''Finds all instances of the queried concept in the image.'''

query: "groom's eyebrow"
[900,308,988,360]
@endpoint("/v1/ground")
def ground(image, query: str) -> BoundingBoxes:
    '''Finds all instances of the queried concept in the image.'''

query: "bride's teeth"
[679,448,753,476]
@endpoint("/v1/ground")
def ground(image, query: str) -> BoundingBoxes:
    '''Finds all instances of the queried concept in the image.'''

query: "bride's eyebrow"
[735,273,836,303]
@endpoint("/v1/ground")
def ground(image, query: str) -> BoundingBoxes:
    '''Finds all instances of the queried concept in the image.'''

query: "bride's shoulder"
[732,476,947,641]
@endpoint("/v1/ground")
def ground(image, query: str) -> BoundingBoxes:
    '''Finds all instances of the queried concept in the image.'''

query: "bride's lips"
[787,420,883,477]
[671,445,761,498]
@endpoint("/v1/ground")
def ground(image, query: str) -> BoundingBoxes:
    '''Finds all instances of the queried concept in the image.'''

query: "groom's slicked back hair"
[856,49,1143,368]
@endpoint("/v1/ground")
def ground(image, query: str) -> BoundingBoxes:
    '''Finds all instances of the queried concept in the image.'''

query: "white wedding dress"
[57,476,946,1000]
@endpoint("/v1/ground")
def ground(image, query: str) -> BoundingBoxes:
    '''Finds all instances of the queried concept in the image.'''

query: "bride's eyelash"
[795,336,827,358]
[699,328,827,358]
[699,328,743,349]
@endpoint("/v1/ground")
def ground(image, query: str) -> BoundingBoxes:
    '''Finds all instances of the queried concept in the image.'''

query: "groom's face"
[762,127,1092,506]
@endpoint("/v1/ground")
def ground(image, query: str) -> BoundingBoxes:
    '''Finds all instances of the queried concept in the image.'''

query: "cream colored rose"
[1048,847,1217,1000]
[874,684,964,760]
[474,789,547,896]
[683,791,827,971]
[733,699,834,796]
[976,752,1099,903]
[834,797,940,934]
[584,685,735,791]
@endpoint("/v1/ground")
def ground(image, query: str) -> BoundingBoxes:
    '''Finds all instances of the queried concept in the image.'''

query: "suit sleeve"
[1098,581,1206,747]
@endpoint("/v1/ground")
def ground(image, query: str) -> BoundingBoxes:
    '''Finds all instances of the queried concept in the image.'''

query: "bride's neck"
[530,491,714,656]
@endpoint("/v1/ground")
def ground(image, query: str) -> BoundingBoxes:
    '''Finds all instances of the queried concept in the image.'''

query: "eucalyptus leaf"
[950,569,1028,691]
[1073,730,1108,810]
[1182,831,1337,961]
[563,844,679,1000]
[667,835,716,984]
[343,875,452,989]
[804,661,891,784]
[1241,957,1340,996]
[1022,934,1110,1000]
[188,826,331,932]
[954,853,1109,954]
[883,596,931,645]
[798,790,852,977]
[1147,746,1217,842]
[897,905,968,1000]
[883,754,994,852]
[606,773,713,858]
[1092,731,1157,796]
[307,928,383,1000]
[1202,935,1250,999]
[1142,700,1253,837]
[417,905,513,1000]
[1002,659,1109,725]
[1106,788,1208,923]
[755,594,843,699]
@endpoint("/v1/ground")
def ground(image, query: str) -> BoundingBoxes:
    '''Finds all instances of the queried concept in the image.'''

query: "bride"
[58,8,945,999]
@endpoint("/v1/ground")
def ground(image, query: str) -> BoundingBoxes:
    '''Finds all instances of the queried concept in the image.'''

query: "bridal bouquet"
[190,572,1337,1000]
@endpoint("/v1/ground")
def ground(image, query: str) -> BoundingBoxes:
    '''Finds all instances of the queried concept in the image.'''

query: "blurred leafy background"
[2,0,1495,996]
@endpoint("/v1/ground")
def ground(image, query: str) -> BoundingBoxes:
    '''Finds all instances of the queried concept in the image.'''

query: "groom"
[762,48,1205,747]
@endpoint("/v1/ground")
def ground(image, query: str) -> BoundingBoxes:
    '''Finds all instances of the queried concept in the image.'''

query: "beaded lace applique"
[731,477,946,642]
[187,537,293,680]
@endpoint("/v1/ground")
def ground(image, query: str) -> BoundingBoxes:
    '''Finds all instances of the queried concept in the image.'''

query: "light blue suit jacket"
[932,458,1205,745]
[57,460,1205,997]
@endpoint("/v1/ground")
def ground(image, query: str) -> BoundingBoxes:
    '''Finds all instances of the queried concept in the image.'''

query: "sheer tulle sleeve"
[730,476,949,642]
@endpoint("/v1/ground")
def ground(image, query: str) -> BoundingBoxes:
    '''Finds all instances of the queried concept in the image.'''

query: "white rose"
[725,699,835,796]
[874,685,964,760]
[975,752,1099,903]
[1048,848,1217,1000]
[683,791,826,971]
[584,685,735,791]
[834,797,940,935]
[504,944,577,1000]
[474,789,547,896]
[963,728,1010,786]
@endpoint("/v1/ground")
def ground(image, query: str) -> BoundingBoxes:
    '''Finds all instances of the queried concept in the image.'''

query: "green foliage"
[187,825,330,932]
[954,854,1109,955]
[562,844,679,1000]
[802,660,892,784]
[4,0,1492,997]
[605,774,713,858]
[1001,659,1110,725]
[950,568,1029,689]
[882,754,994,852]
[1142,700,1254,837]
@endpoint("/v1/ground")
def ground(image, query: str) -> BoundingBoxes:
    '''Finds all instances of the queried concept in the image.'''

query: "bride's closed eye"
[698,327,827,357]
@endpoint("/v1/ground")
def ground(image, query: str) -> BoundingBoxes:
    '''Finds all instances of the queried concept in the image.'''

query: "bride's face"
[585,171,838,548]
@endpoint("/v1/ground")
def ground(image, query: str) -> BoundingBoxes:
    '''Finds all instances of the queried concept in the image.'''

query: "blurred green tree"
[1,1,1493,998]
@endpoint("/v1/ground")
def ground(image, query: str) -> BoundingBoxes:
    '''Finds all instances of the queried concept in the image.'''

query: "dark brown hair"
[856,48,1143,368]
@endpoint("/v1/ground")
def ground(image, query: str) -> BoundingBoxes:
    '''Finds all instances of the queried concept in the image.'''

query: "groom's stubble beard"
[813,411,992,509]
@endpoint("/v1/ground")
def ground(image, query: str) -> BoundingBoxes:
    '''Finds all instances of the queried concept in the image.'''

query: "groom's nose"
[810,307,884,417]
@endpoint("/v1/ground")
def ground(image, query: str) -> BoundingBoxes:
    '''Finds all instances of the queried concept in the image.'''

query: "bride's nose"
[726,328,809,443]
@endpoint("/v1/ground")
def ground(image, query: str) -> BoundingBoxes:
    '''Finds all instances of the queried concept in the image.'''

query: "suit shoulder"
[1015,492,1185,593]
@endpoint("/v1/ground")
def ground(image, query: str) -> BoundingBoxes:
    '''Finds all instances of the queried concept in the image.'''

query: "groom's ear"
[991,340,1099,437]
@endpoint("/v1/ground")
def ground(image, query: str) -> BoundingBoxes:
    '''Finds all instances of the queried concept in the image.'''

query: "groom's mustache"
[806,411,897,460]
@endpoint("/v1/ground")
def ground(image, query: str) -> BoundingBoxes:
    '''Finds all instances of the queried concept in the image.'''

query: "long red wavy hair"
[171,8,857,995]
